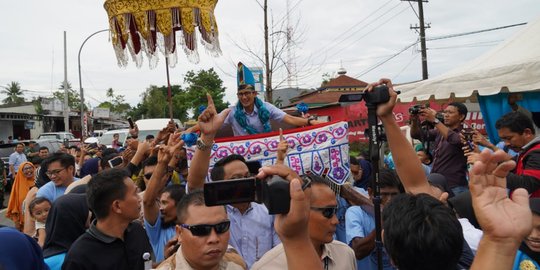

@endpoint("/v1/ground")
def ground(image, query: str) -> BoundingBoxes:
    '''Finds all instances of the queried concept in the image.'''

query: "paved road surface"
[1,193,15,227]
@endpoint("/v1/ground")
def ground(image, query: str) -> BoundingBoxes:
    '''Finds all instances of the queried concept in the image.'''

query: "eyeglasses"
[180,220,231,237]
[144,172,153,180]
[45,168,66,177]
[23,166,34,172]
[237,91,255,97]
[310,207,338,219]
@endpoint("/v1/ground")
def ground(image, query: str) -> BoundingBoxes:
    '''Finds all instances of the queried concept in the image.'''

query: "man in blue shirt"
[142,149,185,263]
[346,169,401,270]
[210,155,280,268]
[36,153,78,202]
[8,143,27,177]
[219,62,319,136]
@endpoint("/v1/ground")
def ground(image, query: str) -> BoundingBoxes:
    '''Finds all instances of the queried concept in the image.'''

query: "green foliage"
[183,68,229,119]
[97,88,131,116]
[128,69,229,122]
[54,81,88,111]
[1,81,25,105]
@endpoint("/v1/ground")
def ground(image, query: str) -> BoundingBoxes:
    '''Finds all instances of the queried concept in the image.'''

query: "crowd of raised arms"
[1,78,539,270]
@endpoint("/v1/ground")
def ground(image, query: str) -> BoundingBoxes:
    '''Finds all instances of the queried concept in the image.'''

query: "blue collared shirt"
[346,206,396,270]
[222,102,286,136]
[144,211,176,263]
[227,203,280,268]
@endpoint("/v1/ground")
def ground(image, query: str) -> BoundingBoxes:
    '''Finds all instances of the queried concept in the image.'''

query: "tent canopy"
[398,16,540,102]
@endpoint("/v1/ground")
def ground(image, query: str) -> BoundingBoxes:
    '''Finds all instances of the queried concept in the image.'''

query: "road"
[0,193,15,227]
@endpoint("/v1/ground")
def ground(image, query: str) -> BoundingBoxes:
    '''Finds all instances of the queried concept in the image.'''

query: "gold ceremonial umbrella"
[103,0,221,68]
[103,0,221,118]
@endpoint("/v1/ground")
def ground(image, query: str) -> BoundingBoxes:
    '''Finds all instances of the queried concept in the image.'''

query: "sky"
[1,0,539,109]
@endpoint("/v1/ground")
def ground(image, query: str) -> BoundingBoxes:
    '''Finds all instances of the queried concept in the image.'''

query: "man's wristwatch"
[432,118,441,125]
[196,138,213,151]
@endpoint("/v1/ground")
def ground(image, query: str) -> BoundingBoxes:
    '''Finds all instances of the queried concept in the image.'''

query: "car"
[37,132,80,147]
[135,118,183,142]
[98,129,130,148]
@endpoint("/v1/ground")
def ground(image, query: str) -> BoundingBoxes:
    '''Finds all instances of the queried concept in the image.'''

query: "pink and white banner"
[186,121,351,185]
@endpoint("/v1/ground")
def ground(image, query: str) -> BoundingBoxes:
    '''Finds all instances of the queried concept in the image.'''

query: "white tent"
[398,16,540,102]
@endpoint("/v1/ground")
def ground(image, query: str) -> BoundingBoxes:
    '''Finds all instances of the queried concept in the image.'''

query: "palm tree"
[1,81,25,105]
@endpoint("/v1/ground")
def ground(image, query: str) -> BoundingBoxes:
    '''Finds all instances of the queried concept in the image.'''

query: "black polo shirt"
[62,221,153,270]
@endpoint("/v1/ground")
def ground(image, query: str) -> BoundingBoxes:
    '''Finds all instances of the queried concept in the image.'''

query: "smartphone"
[127,117,135,129]
[108,156,124,168]
[204,177,259,206]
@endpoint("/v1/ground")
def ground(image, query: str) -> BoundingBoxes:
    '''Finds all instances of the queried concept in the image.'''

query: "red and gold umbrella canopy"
[103,0,221,68]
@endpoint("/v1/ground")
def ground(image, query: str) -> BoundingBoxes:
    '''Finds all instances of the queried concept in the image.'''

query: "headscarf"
[80,157,100,178]
[0,227,50,270]
[42,193,89,258]
[234,97,271,134]
[6,162,36,227]
[354,159,372,189]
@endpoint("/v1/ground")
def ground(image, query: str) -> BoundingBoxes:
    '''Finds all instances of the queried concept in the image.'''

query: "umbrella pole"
[165,57,173,120]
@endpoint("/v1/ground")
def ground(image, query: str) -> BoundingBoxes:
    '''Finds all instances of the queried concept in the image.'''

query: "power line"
[323,5,410,62]
[408,1,419,19]
[313,0,395,54]
[353,40,419,78]
[427,22,526,41]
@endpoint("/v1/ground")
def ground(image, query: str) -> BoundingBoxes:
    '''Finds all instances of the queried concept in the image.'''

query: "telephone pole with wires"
[403,0,430,79]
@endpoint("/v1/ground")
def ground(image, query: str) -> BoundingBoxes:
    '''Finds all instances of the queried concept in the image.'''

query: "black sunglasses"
[144,172,152,179]
[180,221,231,237]
[311,207,338,219]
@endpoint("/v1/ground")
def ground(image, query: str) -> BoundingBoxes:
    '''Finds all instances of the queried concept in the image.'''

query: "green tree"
[98,88,131,116]
[54,81,86,111]
[128,69,229,122]
[1,81,25,105]
[184,68,229,119]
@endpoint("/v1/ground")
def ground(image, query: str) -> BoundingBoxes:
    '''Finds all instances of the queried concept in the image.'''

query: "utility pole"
[63,31,70,132]
[263,0,272,103]
[403,0,430,80]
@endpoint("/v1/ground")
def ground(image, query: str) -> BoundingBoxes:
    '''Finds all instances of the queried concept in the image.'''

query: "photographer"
[410,102,469,195]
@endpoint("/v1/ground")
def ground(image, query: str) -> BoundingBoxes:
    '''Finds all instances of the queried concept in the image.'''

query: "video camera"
[338,85,391,105]
[204,175,311,215]
[409,104,427,115]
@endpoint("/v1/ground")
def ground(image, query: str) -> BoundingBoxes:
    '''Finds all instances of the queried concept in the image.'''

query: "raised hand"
[364,78,397,118]
[469,149,531,243]
[276,128,288,165]
[198,93,229,137]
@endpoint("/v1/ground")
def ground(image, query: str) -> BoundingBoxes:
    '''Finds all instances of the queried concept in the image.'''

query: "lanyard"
[323,257,329,270]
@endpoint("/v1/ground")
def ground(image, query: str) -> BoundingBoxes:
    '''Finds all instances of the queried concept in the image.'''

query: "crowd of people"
[0,75,538,270]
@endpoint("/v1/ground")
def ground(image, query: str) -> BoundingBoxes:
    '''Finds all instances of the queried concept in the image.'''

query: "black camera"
[204,175,311,215]
[339,85,390,105]
[409,105,424,115]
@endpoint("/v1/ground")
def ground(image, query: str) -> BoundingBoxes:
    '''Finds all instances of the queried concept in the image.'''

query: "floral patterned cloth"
[187,121,350,184]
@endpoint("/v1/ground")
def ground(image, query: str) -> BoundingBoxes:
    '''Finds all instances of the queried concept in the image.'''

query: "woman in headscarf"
[0,226,49,270]
[42,193,90,270]
[353,159,373,189]
[6,161,36,231]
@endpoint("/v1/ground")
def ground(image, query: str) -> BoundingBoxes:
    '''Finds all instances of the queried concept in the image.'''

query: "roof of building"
[324,74,368,89]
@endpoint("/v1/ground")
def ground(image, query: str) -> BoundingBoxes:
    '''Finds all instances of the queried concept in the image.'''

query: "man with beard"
[143,135,185,263]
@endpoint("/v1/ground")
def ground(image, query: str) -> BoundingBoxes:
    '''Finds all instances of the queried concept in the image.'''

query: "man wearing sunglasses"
[345,168,401,270]
[155,190,245,270]
[252,174,356,270]
[189,94,280,268]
